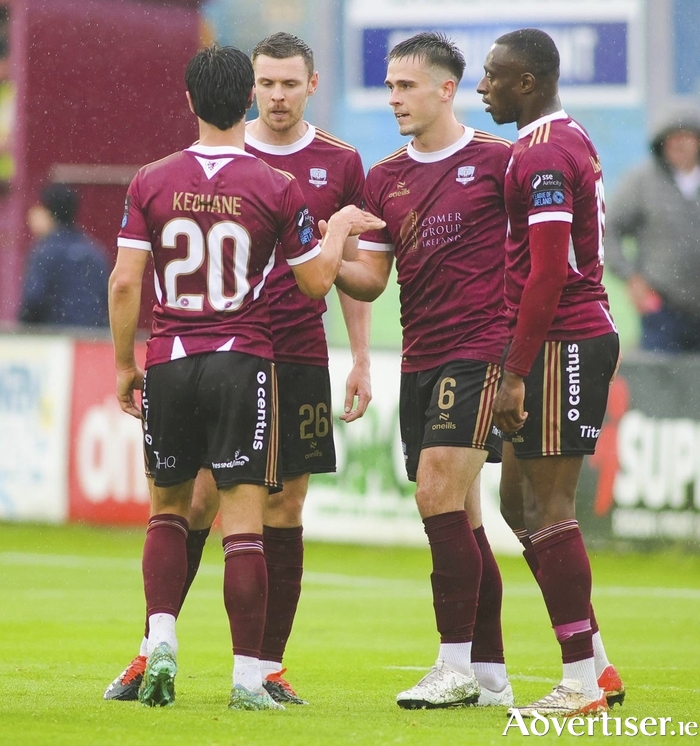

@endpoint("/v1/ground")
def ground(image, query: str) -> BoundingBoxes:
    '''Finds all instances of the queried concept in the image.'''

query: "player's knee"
[265,490,306,527]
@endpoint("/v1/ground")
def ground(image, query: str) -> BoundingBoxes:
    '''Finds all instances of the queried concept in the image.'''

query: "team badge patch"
[296,206,314,244]
[309,167,327,188]
[531,170,565,208]
[456,165,475,185]
[121,195,131,229]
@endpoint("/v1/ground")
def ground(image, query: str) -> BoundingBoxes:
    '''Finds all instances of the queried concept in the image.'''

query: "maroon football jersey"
[359,127,510,373]
[503,111,616,341]
[118,143,318,368]
[245,124,365,365]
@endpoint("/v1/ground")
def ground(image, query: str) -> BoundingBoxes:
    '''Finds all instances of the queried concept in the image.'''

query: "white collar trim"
[407,126,475,163]
[518,110,568,140]
[186,143,252,158]
[245,122,316,155]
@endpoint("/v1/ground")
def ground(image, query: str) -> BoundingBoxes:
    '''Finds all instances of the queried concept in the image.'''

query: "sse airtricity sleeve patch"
[296,206,314,245]
[530,170,565,208]
[121,195,131,228]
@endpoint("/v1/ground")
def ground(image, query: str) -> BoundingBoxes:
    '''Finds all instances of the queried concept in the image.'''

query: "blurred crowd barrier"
[1,333,698,552]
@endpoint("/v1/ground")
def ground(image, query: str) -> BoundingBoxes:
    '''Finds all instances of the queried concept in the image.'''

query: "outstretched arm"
[334,247,393,302]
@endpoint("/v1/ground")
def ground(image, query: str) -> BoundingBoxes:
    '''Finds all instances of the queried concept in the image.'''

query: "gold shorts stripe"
[474,363,500,446]
[265,363,279,488]
[542,341,562,455]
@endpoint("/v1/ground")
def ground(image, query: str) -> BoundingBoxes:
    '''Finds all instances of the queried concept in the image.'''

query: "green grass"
[1,522,699,745]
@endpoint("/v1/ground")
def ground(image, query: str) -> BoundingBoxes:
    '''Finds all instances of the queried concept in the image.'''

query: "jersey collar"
[517,110,568,140]
[185,143,252,158]
[244,122,316,155]
[407,126,475,163]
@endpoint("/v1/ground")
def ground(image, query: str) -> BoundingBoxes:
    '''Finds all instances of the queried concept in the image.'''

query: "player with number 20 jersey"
[118,143,319,370]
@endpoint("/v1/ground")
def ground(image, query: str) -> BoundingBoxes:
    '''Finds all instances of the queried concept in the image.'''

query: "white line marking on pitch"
[1,552,699,599]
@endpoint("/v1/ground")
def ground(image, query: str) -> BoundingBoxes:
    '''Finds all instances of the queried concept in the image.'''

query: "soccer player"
[335,31,513,709]
[108,44,383,710]
[105,33,371,707]
[478,28,622,717]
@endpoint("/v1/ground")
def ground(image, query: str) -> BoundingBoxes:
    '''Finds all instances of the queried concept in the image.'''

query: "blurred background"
[1,0,699,553]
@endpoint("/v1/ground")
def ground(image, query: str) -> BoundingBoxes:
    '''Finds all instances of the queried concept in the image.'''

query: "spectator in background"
[19,183,109,328]
[605,107,700,353]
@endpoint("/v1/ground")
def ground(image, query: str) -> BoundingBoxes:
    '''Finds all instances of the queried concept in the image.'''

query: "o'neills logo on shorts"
[566,343,581,422]
[253,370,267,451]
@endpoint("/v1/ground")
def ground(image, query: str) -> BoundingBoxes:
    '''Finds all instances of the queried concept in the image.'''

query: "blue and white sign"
[346,0,644,109]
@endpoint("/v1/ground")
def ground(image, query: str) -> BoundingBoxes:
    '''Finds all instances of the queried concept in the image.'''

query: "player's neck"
[411,117,464,154]
[246,117,309,147]
[517,94,562,130]
[197,119,246,149]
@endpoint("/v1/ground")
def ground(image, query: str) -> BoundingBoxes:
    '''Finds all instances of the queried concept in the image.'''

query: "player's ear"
[520,72,537,95]
[307,71,319,97]
[185,90,195,115]
[440,77,457,103]
[246,87,255,110]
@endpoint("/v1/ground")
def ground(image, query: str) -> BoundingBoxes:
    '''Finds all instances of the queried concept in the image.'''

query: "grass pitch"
[1,522,699,745]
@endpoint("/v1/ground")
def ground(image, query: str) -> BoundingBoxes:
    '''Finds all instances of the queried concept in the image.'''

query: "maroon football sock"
[589,604,600,636]
[179,527,211,611]
[423,510,481,643]
[530,520,593,663]
[142,513,189,618]
[519,532,541,577]
[259,525,304,663]
[471,525,505,664]
[222,533,267,658]
[517,528,599,651]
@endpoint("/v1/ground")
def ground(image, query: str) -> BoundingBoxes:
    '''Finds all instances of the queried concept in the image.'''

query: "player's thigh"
[277,362,336,478]
[196,351,281,492]
[499,441,526,530]
[400,359,502,483]
[513,333,620,459]
[189,467,220,530]
[517,454,584,530]
[142,358,205,487]
[219,482,270,536]
[264,472,310,528]
[415,445,488,518]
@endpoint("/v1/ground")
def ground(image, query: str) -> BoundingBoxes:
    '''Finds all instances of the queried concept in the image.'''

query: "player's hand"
[116,365,145,419]
[328,205,385,237]
[492,371,528,434]
[340,361,372,423]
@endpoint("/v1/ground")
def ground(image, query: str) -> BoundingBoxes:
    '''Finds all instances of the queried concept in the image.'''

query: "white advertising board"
[0,335,73,522]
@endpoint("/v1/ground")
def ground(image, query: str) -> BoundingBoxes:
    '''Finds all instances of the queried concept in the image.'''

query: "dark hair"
[40,183,78,226]
[388,31,465,83]
[185,45,254,130]
[494,28,560,79]
[251,32,315,79]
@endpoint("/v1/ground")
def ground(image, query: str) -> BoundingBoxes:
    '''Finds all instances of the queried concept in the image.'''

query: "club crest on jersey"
[193,155,233,180]
[309,167,327,188]
[456,166,475,185]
